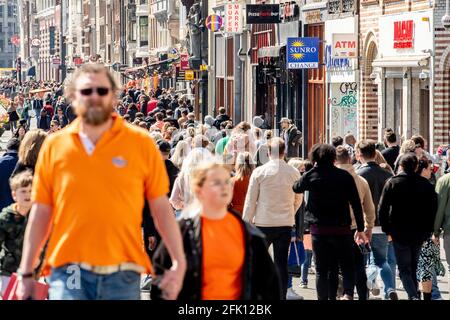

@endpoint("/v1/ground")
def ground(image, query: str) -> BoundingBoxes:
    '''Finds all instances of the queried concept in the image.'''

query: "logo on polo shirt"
[112,156,127,168]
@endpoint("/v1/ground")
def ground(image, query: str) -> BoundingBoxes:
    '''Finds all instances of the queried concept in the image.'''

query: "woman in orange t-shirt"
[151,162,281,300]
[230,152,255,216]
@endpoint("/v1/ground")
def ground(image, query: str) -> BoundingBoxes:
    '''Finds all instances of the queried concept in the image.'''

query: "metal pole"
[234,34,241,123]
[60,1,66,82]
[224,34,228,113]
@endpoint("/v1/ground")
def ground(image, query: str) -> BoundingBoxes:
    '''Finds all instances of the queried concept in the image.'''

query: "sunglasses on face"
[79,87,110,96]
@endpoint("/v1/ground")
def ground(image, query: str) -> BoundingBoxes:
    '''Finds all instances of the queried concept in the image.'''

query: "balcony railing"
[328,0,356,14]
[151,0,168,15]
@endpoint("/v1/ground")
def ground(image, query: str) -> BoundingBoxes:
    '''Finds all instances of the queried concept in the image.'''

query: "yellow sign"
[200,65,207,71]
[185,70,194,80]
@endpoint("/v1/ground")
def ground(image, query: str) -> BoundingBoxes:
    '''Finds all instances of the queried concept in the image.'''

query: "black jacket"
[293,165,365,232]
[283,125,302,158]
[356,161,393,226]
[0,152,18,210]
[213,114,231,129]
[381,146,399,171]
[150,210,282,300]
[379,173,438,245]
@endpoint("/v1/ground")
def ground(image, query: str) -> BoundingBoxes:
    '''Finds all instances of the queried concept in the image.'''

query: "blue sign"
[286,37,319,69]
[325,45,350,70]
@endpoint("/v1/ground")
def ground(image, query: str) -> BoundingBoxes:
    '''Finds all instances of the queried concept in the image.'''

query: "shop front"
[248,1,301,130]
[373,10,433,143]
[324,17,359,141]
[301,0,327,151]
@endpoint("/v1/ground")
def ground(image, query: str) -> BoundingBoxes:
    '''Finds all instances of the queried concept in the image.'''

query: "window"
[8,23,14,36]
[0,6,3,17]
[0,40,3,52]
[129,22,137,41]
[140,0,148,3]
[7,5,14,17]
[139,16,148,46]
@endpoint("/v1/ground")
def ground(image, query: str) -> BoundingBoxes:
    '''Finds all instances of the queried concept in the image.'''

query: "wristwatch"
[16,270,34,280]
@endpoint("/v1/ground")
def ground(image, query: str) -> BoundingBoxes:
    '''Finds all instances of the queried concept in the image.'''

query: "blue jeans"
[48,264,141,300]
[387,241,397,289]
[302,250,313,284]
[432,274,442,300]
[367,233,395,295]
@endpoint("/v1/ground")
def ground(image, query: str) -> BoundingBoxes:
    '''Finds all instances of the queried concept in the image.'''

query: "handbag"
[3,273,49,300]
[7,110,19,122]
[287,240,306,277]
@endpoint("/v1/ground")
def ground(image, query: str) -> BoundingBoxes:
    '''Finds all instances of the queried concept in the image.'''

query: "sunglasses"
[79,87,110,96]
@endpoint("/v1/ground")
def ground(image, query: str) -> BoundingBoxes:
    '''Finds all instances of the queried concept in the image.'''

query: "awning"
[258,45,285,59]
[372,54,430,68]
[123,57,180,75]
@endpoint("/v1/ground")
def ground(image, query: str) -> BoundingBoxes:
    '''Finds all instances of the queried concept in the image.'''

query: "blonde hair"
[400,139,417,155]
[234,152,255,181]
[9,170,33,191]
[287,157,303,170]
[264,130,273,140]
[171,140,189,169]
[191,162,231,191]
[187,127,195,138]
[150,132,163,143]
[18,129,48,166]
[375,150,394,174]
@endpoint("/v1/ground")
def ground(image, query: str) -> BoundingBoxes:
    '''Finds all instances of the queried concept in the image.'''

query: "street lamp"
[443,0,450,29]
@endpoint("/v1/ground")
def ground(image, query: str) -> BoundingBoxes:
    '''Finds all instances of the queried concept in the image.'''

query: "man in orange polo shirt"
[16,64,186,300]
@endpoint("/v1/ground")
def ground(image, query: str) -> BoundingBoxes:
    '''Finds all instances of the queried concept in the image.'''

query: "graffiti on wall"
[331,82,357,108]
[330,82,358,138]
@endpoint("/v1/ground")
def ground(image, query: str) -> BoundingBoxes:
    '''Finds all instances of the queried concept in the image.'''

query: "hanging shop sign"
[280,2,299,22]
[73,57,83,66]
[246,4,281,24]
[185,70,195,80]
[176,67,186,81]
[286,37,319,69]
[332,33,358,58]
[206,14,223,32]
[180,53,190,70]
[393,20,414,49]
[52,57,61,66]
[31,38,41,47]
[225,3,243,33]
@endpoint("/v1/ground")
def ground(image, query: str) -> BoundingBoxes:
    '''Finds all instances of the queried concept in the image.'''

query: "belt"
[76,262,145,275]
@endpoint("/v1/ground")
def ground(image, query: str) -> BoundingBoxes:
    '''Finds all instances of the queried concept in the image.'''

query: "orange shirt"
[231,175,251,216]
[201,212,245,300]
[32,114,169,272]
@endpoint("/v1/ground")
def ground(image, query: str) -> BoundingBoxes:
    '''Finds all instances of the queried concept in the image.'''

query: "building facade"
[1,1,19,69]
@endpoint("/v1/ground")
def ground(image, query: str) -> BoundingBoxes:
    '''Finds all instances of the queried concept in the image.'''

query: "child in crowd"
[0,170,33,297]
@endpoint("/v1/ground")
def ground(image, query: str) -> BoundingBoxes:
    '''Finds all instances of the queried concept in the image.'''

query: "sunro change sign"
[286,37,319,69]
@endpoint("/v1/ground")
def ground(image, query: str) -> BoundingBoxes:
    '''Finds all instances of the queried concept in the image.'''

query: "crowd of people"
[0,64,449,301]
